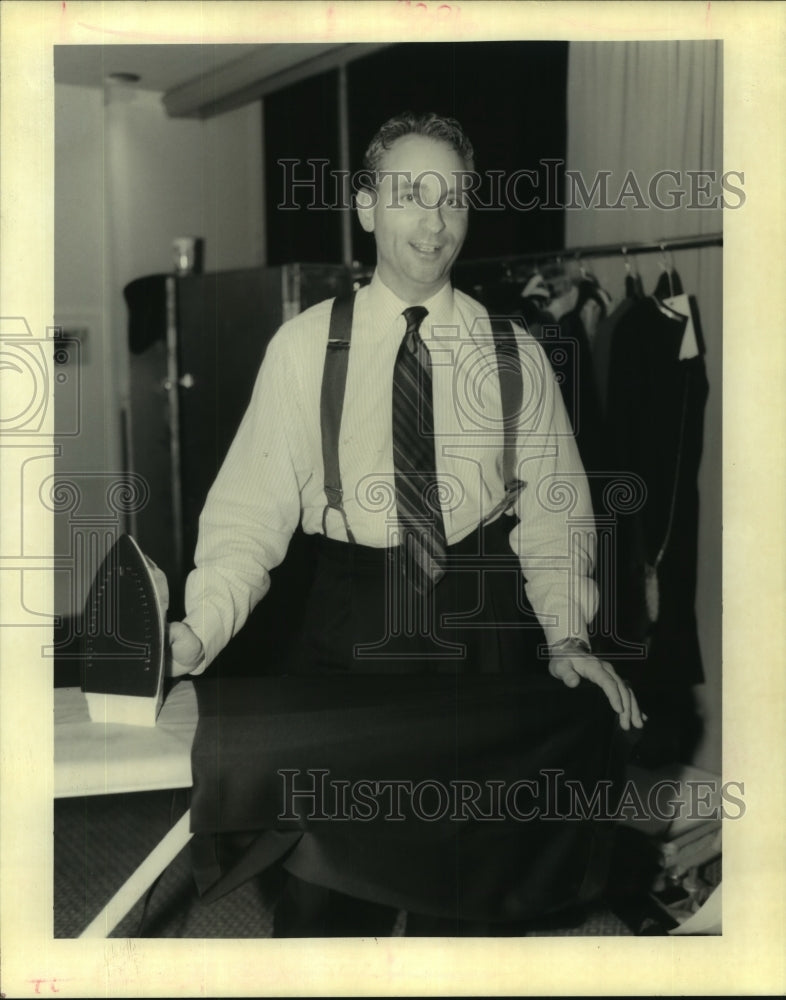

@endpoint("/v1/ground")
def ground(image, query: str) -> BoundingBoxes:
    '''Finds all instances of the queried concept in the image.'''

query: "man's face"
[357,134,470,304]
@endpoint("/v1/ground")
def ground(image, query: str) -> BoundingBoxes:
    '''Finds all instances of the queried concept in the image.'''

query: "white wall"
[103,87,265,288]
[54,82,264,616]
[54,83,114,619]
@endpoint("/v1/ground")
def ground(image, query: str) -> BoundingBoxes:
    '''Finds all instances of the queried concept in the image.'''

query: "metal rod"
[453,232,723,272]
[165,277,184,587]
[259,99,268,267]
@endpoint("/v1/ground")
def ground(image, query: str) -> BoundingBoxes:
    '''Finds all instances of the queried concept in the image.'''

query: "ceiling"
[54,44,261,92]
[53,43,389,117]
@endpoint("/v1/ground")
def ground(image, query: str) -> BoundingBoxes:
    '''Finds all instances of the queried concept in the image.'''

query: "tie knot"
[403,306,428,339]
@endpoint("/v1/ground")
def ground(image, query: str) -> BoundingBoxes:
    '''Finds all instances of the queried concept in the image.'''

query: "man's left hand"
[549,652,646,731]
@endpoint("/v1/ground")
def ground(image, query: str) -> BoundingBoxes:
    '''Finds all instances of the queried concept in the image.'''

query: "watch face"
[82,534,165,698]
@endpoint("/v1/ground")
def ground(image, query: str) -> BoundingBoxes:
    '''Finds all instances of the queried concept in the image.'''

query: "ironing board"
[54,679,198,938]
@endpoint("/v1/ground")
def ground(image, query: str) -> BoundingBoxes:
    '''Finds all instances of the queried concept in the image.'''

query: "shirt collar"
[367,271,456,343]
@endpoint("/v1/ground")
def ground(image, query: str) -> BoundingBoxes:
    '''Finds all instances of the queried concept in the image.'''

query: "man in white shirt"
[169,112,644,935]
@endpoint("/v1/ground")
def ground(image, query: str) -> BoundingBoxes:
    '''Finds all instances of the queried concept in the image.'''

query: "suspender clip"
[503,478,527,513]
[324,485,344,508]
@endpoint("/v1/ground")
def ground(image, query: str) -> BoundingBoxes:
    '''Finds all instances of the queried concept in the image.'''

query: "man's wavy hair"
[361,111,475,188]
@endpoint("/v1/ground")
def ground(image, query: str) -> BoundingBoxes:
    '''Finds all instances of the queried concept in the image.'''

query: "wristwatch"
[550,636,592,655]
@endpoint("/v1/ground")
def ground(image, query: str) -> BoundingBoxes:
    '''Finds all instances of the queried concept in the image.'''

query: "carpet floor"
[55,789,723,939]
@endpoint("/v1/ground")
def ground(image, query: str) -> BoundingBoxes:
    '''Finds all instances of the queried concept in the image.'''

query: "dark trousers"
[289,515,547,676]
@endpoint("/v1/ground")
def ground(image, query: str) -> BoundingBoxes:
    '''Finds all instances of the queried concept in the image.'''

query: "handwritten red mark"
[398,0,460,13]
[28,980,65,995]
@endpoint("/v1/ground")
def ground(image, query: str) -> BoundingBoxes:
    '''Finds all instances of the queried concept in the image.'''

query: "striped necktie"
[392,306,447,591]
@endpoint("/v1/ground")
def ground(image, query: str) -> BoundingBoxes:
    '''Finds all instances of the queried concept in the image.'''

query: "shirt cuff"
[544,631,593,657]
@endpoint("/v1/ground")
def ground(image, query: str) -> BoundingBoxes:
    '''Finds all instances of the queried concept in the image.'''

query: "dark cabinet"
[124,263,354,674]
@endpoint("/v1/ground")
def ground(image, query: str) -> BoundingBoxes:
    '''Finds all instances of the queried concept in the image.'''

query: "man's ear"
[356,187,376,234]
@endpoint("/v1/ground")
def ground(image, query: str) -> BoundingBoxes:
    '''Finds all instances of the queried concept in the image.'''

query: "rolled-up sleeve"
[183,333,305,671]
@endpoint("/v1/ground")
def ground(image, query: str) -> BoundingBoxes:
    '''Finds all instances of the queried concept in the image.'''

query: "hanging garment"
[590,270,644,416]
[483,289,606,487]
[549,304,606,486]
[123,274,169,354]
[516,297,606,516]
[590,297,636,417]
[601,294,708,688]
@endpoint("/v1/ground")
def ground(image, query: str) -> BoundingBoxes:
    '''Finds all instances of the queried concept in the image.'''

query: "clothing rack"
[351,233,723,290]
[455,232,723,272]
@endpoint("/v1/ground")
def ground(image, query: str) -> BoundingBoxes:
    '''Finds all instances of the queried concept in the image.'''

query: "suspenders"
[319,292,526,540]
[320,293,357,543]
[489,316,528,518]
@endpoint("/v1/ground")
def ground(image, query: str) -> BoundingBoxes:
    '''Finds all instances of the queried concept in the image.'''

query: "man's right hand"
[167,621,205,677]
